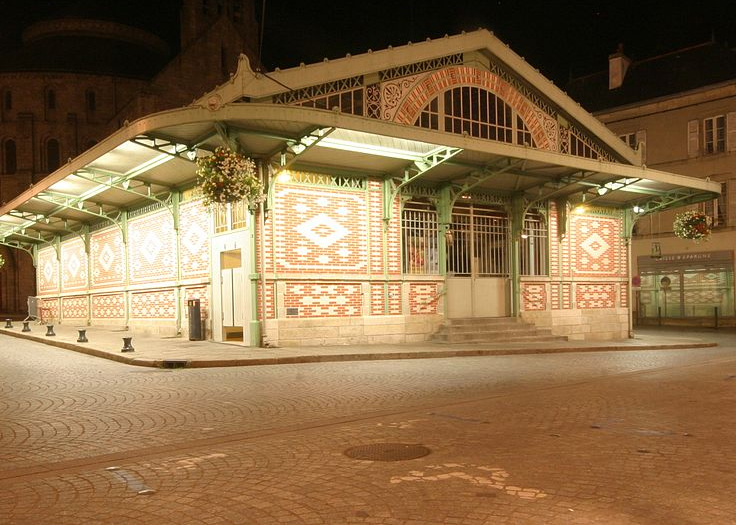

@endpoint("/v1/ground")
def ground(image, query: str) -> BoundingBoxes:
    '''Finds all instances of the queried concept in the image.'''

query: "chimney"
[608,43,631,90]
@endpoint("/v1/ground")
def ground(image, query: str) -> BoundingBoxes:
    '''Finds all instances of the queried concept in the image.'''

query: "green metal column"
[510,195,525,317]
[172,192,183,336]
[437,186,452,276]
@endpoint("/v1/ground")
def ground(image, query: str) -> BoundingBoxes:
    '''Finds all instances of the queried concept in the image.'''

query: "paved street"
[2,330,736,524]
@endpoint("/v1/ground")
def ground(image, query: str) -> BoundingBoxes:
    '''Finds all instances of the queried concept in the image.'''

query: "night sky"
[2,0,736,85]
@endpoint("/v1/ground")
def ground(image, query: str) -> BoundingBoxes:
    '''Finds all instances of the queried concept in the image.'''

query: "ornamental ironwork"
[273,76,363,105]
[379,54,463,81]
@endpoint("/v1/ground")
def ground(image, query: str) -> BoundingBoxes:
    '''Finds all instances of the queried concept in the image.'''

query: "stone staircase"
[431,317,568,344]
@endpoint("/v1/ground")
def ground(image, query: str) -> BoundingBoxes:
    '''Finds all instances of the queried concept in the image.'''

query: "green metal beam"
[384,146,463,223]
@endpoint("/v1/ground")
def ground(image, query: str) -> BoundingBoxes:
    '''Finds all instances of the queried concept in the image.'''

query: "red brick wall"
[522,283,547,310]
[90,228,124,287]
[130,289,177,319]
[61,295,88,320]
[91,294,125,319]
[128,210,176,283]
[284,283,362,317]
[409,282,439,315]
[179,202,210,279]
[38,247,59,295]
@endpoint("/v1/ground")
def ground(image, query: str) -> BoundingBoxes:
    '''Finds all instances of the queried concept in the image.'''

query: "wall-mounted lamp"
[186,149,197,161]
[633,205,644,214]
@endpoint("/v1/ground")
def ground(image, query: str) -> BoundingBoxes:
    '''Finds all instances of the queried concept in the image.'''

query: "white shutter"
[635,129,647,163]
[687,120,699,158]
[727,112,736,152]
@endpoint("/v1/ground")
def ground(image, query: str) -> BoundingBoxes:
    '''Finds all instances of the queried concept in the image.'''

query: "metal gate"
[446,204,509,318]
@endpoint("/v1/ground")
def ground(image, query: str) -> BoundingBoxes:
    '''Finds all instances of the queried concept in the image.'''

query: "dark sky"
[3,0,736,85]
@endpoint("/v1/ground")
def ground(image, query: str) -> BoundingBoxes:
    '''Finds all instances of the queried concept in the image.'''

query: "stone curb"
[1,327,718,368]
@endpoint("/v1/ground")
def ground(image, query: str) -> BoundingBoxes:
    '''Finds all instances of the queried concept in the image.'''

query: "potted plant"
[673,210,712,241]
[195,146,264,209]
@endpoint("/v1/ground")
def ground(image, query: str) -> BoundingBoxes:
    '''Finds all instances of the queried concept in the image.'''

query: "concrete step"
[432,316,568,344]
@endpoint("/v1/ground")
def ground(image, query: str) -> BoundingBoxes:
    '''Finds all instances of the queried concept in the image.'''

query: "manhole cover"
[344,443,431,461]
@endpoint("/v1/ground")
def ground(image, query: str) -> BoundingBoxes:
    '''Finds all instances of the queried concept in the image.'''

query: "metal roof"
[0,103,721,254]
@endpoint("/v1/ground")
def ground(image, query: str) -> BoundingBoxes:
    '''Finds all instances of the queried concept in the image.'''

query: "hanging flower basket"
[195,146,264,208]
[673,210,712,241]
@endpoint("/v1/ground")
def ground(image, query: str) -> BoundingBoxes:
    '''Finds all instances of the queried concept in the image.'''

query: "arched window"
[46,89,56,110]
[46,139,60,172]
[415,86,535,147]
[3,139,16,174]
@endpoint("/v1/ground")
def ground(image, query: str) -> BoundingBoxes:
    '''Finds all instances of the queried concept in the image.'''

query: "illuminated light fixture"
[185,149,197,161]
[633,205,644,214]
[573,205,586,214]
[521,233,529,239]
[315,137,425,161]
[596,186,609,196]
[77,201,84,209]
[44,217,50,224]
[276,171,292,183]
[121,180,130,190]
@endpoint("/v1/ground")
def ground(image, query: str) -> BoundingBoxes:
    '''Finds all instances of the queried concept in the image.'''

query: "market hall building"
[0,30,720,347]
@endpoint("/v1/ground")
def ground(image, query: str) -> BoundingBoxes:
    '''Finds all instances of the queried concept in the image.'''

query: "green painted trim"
[510,196,525,317]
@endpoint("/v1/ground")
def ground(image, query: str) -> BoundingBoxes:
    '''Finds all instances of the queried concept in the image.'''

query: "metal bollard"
[77,329,88,343]
[121,337,135,352]
[4,319,13,329]
[22,321,31,332]
[45,325,56,337]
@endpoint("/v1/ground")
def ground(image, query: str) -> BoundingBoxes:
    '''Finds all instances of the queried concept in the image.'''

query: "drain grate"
[344,443,431,461]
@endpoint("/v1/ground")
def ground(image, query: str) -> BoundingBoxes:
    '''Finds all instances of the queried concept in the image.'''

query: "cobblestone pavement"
[2,330,736,524]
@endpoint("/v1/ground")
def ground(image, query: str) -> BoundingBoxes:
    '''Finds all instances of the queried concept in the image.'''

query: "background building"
[567,40,736,326]
[0,0,259,315]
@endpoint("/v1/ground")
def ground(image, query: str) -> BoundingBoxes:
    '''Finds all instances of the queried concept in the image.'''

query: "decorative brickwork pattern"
[576,283,617,309]
[285,283,362,317]
[572,216,623,277]
[91,294,125,319]
[39,298,59,321]
[257,281,275,320]
[551,282,573,310]
[128,211,176,283]
[522,283,547,311]
[180,202,210,279]
[90,227,124,287]
[38,247,59,294]
[620,284,629,308]
[368,181,385,275]
[130,289,177,319]
[61,296,88,319]
[185,286,209,320]
[409,282,439,315]
[273,186,368,273]
[391,66,556,150]
[371,283,402,315]
[60,238,88,291]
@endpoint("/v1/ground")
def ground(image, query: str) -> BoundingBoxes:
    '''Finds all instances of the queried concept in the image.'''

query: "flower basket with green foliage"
[195,147,264,208]
[673,210,712,241]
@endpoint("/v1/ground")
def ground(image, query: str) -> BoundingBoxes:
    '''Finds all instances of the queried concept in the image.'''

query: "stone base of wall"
[522,308,630,341]
[263,314,444,347]
[127,319,180,337]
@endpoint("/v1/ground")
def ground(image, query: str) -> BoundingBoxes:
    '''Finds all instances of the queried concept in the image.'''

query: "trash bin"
[187,299,202,341]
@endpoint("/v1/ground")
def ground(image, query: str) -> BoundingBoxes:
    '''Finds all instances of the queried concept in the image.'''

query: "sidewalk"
[0,320,721,368]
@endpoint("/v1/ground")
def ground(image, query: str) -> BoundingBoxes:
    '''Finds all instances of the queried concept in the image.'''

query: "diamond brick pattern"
[91,294,125,319]
[180,202,210,279]
[572,216,622,277]
[130,290,177,319]
[91,228,124,287]
[274,186,368,272]
[409,283,439,315]
[576,284,616,309]
[285,283,361,317]
[38,247,59,294]
[128,211,176,283]
[522,283,546,311]
[61,239,88,291]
